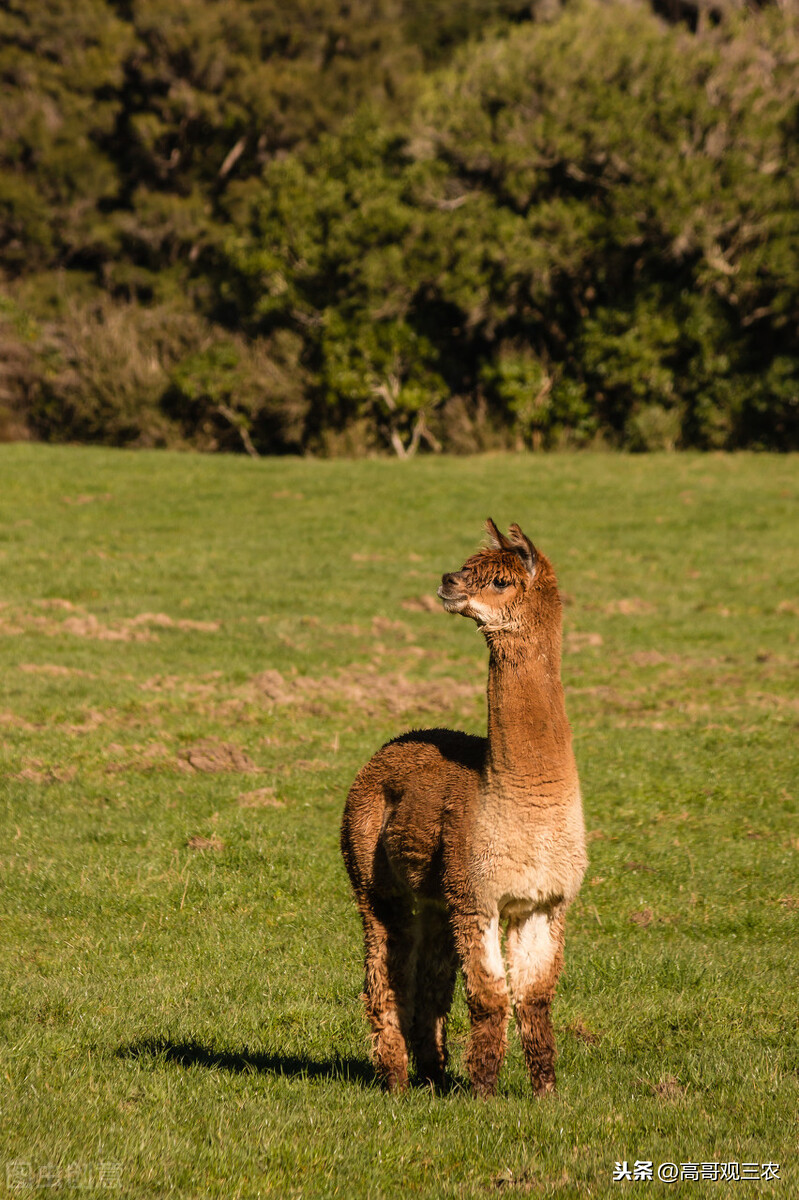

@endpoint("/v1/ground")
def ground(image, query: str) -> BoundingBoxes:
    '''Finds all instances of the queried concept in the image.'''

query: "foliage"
[217,3,799,451]
[1,1,798,451]
[162,328,309,453]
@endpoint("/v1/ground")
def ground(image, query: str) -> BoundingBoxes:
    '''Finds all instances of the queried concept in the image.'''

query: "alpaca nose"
[441,573,458,588]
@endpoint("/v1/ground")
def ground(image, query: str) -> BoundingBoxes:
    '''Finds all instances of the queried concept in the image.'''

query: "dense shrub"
[13,298,310,454]
[215,3,799,451]
[1,1,797,451]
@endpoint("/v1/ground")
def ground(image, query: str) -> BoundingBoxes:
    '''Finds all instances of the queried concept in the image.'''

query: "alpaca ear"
[507,523,537,576]
[485,517,512,550]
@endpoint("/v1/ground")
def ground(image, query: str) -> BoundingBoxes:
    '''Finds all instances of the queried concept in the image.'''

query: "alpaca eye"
[493,579,511,591]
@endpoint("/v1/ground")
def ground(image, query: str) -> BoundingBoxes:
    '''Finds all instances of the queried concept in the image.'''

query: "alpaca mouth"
[437,586,467,610]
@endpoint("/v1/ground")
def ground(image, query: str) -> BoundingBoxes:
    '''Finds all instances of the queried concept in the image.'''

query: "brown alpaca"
[340,520,587,1097]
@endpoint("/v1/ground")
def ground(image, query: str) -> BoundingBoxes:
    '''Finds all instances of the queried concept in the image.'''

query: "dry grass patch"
[246,664,480,720]
[104,742,180,774]
[0,710,39,730]
[65,709,107,735]
[492,1168,540,1192]
[371,616,413,640]
[566,1019,603,1045]
[653,1074,687,1100]
[237,787,284,809]
[186,834,225,852]
[628,650,671,667]
[17,662,96,679]
[103,740,259,776]
[401,594,439,613]
[14,763,77,784]
[1,603,220,642]
[605,597,656,615]
[60,493,113,505]
[564,631,603,652]
[179,741,259,774]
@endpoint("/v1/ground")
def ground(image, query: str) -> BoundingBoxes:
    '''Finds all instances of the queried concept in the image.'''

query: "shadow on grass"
[117,1037,376,1087]
[117,1038,467,1094]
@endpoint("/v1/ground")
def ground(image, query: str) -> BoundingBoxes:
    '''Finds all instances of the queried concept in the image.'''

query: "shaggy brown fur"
[340,520,587,1097]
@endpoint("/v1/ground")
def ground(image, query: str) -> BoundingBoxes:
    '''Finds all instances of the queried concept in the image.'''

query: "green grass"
[0,445,796,1199]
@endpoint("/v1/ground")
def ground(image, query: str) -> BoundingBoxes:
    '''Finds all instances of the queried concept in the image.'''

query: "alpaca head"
[437,519,557,635]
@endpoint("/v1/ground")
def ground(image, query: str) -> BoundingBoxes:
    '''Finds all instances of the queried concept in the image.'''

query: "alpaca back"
[341,729,484,903]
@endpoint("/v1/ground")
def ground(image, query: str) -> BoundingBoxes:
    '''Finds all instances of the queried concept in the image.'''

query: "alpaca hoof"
[415,1059,446,1090]
[381,1069,409,1094]
[533,1077,557,1098]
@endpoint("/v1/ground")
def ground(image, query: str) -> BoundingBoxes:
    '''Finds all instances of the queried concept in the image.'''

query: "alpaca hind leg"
[452,910,510,1098]
[361,898,417,1092]
[410,906,457,1088]
[505,906,565,1096]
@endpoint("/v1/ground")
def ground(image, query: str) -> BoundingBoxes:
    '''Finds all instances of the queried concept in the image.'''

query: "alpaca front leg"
[506,906,565,1096]
[454,912,510,1098]
[361,905,417,1092]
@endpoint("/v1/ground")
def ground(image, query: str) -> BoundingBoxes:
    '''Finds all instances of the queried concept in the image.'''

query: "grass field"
[0,445,796,1199]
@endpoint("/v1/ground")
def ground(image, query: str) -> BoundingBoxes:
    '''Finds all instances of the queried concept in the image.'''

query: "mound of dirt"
[565,631,603,652]
[4,602,221,642]
[237,787,285,809]
[246,664,480,720]
[186,834,225,851]
[179,740,259,774]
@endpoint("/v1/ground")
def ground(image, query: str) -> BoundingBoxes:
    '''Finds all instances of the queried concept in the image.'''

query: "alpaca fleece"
[340,520,587,1097]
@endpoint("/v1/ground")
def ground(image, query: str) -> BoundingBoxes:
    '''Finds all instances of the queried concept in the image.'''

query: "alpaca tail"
[340,765,389,900]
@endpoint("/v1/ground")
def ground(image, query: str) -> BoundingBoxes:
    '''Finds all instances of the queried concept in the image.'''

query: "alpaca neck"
[482,627,573,792]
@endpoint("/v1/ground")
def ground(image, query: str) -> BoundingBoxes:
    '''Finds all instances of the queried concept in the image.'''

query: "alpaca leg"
[453,911,510,1098]
[505,906,565,1096]
[410,906,457,1087]
[361,899,417,1092]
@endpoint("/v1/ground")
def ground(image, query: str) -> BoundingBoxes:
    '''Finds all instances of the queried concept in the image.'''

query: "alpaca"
[340,520,587,1097]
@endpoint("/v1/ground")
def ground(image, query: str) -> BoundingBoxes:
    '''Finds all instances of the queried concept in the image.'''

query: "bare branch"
[218,137,247,180]
[216,403,259,458]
